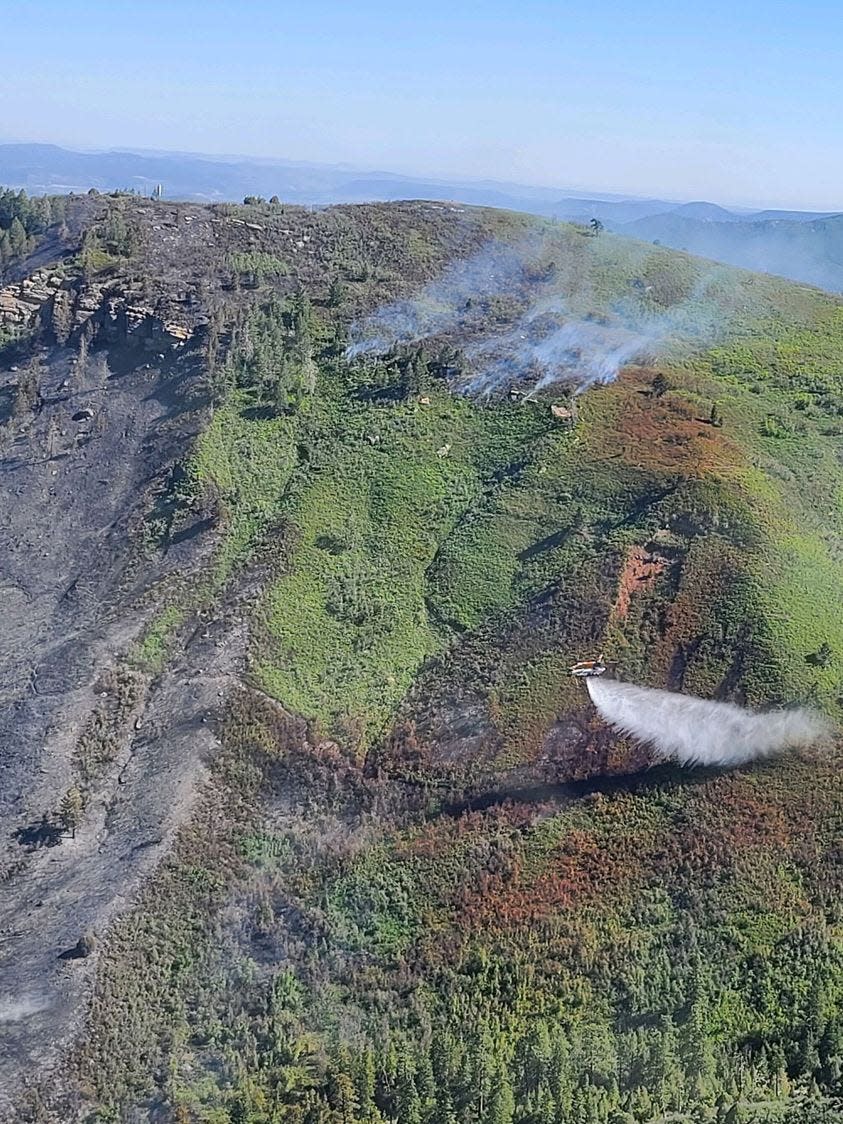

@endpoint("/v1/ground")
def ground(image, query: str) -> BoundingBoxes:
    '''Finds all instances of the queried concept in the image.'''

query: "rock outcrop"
[0,266,199,350]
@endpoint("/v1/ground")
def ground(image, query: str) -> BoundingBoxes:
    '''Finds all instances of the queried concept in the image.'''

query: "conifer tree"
[395,1058,421,1124]
[51,289,73,345]
[14,357,42,416]
[682,998,716,1100]
[328,276,346,307]
[488,1067,515,1124]
[59,786,83,838]
[331,1069,359,1124]
[8,216,27,259]
[414,1050,436,1117]
[548,1027,573,1113]
[355,1046,376,1118]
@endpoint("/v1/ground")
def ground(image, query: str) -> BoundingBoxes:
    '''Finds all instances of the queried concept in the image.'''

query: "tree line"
[0,187,67,271]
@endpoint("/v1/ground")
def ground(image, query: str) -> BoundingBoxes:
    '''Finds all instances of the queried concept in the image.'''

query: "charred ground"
[1,194,842,1122]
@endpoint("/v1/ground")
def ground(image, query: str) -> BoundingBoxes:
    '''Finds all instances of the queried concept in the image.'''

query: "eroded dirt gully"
[0,333,240,1116]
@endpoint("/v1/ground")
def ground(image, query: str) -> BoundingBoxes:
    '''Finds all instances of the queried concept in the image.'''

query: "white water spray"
[586,678,829,767]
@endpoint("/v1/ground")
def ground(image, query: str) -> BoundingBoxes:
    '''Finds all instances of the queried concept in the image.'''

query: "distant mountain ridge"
[1,142,843,289]
[0,142,658,211]
[0,141,831,220]
[615,210,843,293]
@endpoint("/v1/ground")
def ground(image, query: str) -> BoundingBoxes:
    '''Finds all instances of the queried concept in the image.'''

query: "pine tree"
[628,1085,653,1121]
[818,1019,843,1090]
[8,216,27,258]
[795,981,826,1078]
[644,1017,682,1111]
[289,291,312,342]
[432,1083,457,1124]
[681,998,715,1098]
[14,358,41,416]
[415,1050,435,1116]
[328,277,346,307]
[51,289,73,345]
[80,229,105,277]
[331,1069,359,1124]
[548,1028,573,1115]
[431,1032,459,1122]
[33,195,52,229]
[579,1020,618,1090]
[102,206,138,257]
[516,1022,552,1101]
[228,1093,250,1124]
[487,1067,515,1124]
[59,786,83,838]
[355,1046,376,1119]
[395,1059,421,1124]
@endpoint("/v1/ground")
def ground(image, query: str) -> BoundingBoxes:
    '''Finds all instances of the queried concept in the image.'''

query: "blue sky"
[5,0,843,209]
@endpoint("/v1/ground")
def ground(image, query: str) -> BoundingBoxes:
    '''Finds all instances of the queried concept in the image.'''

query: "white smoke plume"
[462,305,664,396]
[586,677,830,767]
[345,241,531,359]
[347,236,736,395]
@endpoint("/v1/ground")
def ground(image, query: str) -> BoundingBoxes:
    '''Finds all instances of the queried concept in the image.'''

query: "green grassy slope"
[58,200,843,1124]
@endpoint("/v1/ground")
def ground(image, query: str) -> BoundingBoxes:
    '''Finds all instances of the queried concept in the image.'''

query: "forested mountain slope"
[1,194,842,1123]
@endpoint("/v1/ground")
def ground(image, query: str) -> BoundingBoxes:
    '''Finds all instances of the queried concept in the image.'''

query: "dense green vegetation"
[0,186,66,271]
[19,200,843,1122]
[83,709,843,1123]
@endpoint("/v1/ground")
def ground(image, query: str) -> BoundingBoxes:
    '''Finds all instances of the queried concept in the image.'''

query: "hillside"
[1,195,843,1123]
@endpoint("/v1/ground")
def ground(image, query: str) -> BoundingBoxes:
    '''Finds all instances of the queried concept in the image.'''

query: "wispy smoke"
[0,994,50,1023]
[346,241,531,359]
[620,216,843,295]
[463,305,662,396]
[347,236,734,395]
[586,677,830,767]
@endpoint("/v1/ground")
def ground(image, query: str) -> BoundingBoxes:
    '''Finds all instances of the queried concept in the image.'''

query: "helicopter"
[569,654,606,678]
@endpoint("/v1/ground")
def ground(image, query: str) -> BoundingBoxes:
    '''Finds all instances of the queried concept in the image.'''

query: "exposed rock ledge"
[0,266,199,350]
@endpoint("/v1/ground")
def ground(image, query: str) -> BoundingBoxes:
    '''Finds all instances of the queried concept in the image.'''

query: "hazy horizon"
[5,0,843,213]
[0,137,838,216]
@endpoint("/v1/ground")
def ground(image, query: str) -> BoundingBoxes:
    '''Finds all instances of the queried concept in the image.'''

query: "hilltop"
[1,193,842,1123]
[6,141,843,291]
